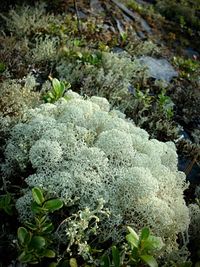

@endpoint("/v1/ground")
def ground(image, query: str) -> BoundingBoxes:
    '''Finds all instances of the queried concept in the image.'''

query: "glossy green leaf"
[65,81,71,90]
[18,251,35,263]
[140,254,158,267]
[52,78,62,96]
[4,206,13,215]
[4,193,11,205]
[131,247,139,260]
[32,187,45,206]
[31,202,47,214]
[17,227,31,245]
[42,249,56,258]
[140,228,150,240]
[0,193,13,215]
[76,51,83,58]
[25,222,37,231]
[48,262,58,267]
[112,246,120,267]
[41,222,54,233]
[127,226,139,240]
[142,235,163,251]
[69,258,78,267]
[43,199,63,212]
[126,227,139,248]
[29,236,46,250]
[60,82,65,93]
[101,255,110,267]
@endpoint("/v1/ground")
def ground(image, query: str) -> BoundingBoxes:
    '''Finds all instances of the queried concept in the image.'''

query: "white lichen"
[3,91,190,257]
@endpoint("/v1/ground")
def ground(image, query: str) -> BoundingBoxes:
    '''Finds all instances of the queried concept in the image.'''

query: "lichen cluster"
[2,91,190,258]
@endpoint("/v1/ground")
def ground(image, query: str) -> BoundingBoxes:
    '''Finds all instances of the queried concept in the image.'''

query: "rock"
[138,56,178,82]
[90,0,104,14]
[111,0,152,34]
[183,47,199,59]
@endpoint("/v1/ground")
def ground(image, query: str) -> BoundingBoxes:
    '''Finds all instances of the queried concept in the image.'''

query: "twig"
[74,0,82,33]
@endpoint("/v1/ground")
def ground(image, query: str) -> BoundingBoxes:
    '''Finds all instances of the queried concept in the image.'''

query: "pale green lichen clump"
[2,91,190,257]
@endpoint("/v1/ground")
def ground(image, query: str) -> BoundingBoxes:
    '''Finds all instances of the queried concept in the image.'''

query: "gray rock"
[111,0,152,34]
[138,56,178,82]
[90,0,104,13]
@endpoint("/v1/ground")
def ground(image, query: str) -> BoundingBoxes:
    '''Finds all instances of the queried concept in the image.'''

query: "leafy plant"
[173,56,200,80]
[126,227,162,267]
[17,187,63,264]
[101,227,163,267]
[60,47,103,66]
[43,77,71,103]
[101,246,121,267]
[157,90,174,119]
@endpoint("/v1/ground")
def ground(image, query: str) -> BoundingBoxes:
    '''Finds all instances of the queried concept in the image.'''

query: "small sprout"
[43,77,71,103]
[126,226,162,267]
[43,199,63,213]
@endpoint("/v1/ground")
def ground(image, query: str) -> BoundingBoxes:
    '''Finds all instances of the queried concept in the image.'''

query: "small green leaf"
[0,193,13,215]
[127,226,139,240]
[39,215,48,224]
[31,201,47,214]
[4,206,13,215]
[41,222,54,233]
[101,255,110,267]
[48,262,58,267]
[25,222,37,231]
[17,227,31,245]
[65,81,71,90]
[142,235,163,251]
[126,227,139,248]
[76,51,83,58]
[140,254,158,267]
[29,236,46,250]
[69,258,78,267]
[4,193,11,205]
[131,247,139,260]
[18,251,36,263]
[112,246,120,267]
[140,228,150,240]
[32,187,45,206]
[59,82,65,94]
[42,249,56,258]
[52,78,62,96]
[43,199,63,212]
